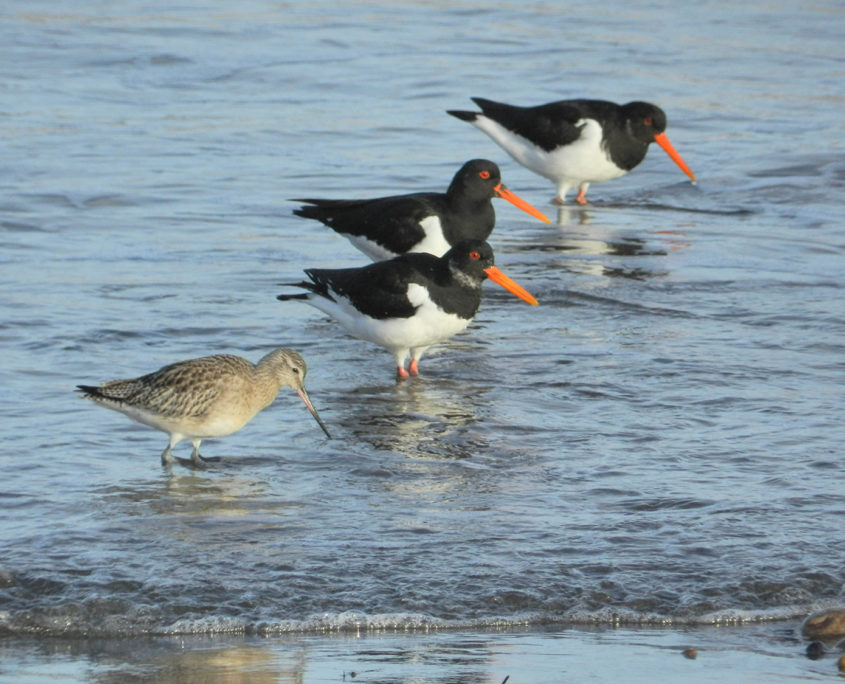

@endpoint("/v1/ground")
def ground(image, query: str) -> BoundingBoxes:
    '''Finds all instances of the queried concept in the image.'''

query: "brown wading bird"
[77,348,331,466]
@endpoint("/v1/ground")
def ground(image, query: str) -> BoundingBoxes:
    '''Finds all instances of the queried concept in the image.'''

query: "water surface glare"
[1,1,844,680]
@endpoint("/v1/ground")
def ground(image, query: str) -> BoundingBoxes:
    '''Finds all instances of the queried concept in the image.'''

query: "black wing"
[472,97,592,152]
[305,253,441,320]
[293,193,445,254]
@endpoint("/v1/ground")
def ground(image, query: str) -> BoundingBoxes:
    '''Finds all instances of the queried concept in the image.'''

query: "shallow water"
[0,621,835,684]
[1,0,844,680]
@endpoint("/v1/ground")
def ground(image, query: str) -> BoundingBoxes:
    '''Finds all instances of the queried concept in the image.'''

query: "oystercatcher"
[277,239,538,378]
[447,98,696,205]
[291,159,550,261]
[77,348,331,467]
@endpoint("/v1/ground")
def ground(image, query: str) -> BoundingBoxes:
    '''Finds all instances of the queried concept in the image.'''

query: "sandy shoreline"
[1,618,841,682]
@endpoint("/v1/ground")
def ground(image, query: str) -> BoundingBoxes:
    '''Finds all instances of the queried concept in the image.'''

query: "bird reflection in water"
[335,375,488,459]
[555,205,593,227]
[121,641,305,684]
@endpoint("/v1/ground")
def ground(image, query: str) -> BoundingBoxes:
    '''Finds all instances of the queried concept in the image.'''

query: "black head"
[447,160,503,199]
[443,239,495,281]
[621,102,668,142]
[443,239,538,305]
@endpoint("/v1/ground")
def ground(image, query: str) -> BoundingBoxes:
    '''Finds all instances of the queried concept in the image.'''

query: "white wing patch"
[409,215,451,257]
[345,234,397,262]
[343,215,451,260]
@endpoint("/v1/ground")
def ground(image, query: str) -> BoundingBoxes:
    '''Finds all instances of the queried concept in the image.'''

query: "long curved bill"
[494,183,551,224]
[483,265,539,306]
[654,132,697,183]
[295,387,332,439]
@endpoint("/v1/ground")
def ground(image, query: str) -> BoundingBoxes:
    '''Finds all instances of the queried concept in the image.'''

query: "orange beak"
[494,183,551,224]
[654,132,696,182]
[483,265,539,306]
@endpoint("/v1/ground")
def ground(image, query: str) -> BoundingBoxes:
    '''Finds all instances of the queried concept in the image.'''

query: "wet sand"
[2,618,842,683]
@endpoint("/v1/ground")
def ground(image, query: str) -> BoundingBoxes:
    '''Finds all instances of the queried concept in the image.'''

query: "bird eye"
[292,367,300,374]
[469,251,481,260]
[644,117,653,126]
[479,170,491,179]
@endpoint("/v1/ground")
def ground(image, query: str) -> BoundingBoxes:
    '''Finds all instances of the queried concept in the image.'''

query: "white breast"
[473,116,626,184]
[306,283,470,353]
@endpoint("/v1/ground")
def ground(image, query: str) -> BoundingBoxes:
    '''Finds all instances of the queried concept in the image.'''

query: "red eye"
[479,170,491,179]
[644,117,653,126]
[469,251,481,260]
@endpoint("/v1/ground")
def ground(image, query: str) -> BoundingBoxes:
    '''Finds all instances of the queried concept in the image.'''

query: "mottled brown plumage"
[77,348,331,466]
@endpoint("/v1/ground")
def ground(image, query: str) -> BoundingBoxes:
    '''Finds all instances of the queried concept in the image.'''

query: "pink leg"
[575,188,588,205]
[408,359,419,375]
[397,365,410,379]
